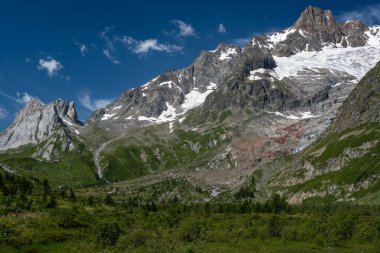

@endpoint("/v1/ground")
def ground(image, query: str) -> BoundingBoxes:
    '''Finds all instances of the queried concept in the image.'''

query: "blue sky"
[0,0,380,130]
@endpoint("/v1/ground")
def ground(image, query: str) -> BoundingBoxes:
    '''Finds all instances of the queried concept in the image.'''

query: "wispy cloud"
[171,20,196,37]
[37,57,63,77]
[337,4,380,25]
[73,39,88,56]
[218,23,226,34]
[16,92,39,104]
[0,90,42,106]
[99,27,182,61]
[0,105,7,120]
[99,26,120,64]
[117,36,182,54]
[79,92,112,111]
[231,37,251,47]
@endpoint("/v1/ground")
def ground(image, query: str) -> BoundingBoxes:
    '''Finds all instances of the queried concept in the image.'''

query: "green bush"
[93,220,122,247]
[353,221,379,243]
[52,208,88,228]
[179,218,208,242]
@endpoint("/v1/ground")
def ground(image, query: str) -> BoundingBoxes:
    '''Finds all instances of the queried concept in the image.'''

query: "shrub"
[353,222,378,243]
[179,218,207,242]
[129,229,150,248]
[53,208,88,228]
[93,220,122,247]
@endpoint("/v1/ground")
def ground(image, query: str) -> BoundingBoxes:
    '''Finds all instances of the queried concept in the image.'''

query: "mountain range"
[1,6,380,204]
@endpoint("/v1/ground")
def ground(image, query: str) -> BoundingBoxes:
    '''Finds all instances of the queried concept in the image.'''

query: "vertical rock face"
[292,6,343,44]
[340,20,368,47]
[0,99,83,159]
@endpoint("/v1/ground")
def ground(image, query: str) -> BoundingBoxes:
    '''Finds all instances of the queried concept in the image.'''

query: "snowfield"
[181,82,217,112]
[273,26,380,80]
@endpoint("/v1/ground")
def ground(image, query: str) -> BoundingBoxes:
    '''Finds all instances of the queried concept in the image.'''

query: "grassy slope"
[0,143,98,188]
[100,124,232,182]
[277,123,380,204]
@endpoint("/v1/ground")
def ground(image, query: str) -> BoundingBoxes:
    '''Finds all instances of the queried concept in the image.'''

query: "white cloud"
[134,39,182,54]
[117,36,182,54]
[337,4,380,25]
[37,57,63,77]
[231,37,250,47]
[0,90,42,106]
[16,92,39,104]
[99,26,183,61]
[0,105,7,119]
[99,26,121,64]
[171,20,196,37]
[79,92,112,111]
[102,49,120,64]
[73,40,88,56]
[218,23,226,33]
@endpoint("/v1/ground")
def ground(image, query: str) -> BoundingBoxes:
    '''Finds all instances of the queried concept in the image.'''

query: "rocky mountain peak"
[293,6,342,44]
[52,99,83,126]
[340,20,369,47]
[293,6,337,31]
[251,6,377,56]
[0,98,83,160]
[20,98,43,113]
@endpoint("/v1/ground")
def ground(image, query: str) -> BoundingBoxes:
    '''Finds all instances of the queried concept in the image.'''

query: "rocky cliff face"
[0,99,83,160]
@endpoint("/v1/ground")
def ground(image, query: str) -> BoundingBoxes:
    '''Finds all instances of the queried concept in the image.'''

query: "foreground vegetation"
[0,171,379,253]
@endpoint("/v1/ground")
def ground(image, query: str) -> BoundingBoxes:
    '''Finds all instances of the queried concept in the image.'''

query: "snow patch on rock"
[181,82,217,112]
[101,112,117,120]
[219,48,237,61]
[267,111,320,120]
[253,28,297,49]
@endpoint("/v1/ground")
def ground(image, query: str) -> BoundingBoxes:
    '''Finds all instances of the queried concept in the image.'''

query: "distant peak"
[293,6,337,30]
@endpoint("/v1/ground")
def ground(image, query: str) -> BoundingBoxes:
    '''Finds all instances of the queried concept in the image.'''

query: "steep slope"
[330,62,380,131]
[0,99,83,160]
[268,62,380,204]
